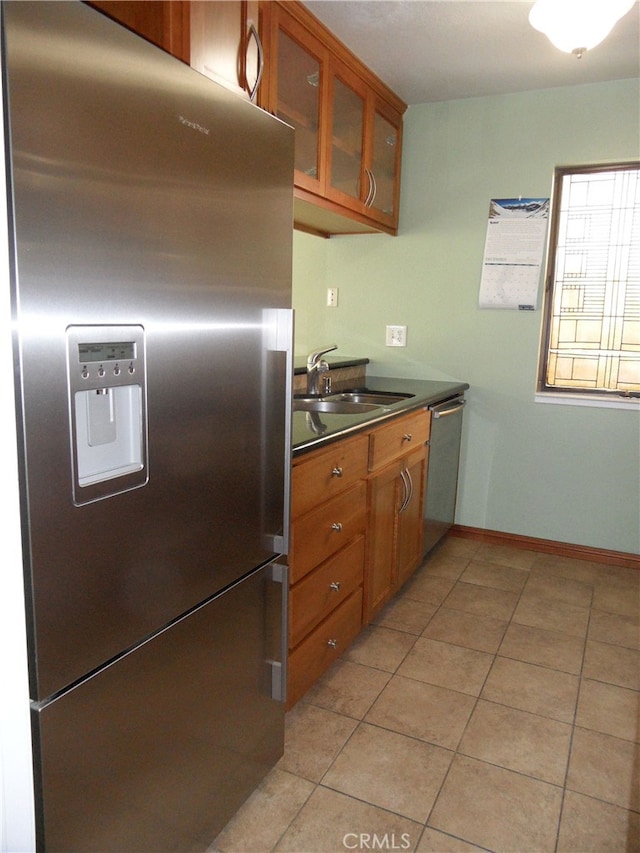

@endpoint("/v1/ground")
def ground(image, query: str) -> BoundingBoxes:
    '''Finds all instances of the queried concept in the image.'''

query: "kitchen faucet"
[306,344,337,395]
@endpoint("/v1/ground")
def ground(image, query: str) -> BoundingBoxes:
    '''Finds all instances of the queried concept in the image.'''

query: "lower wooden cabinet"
[368,407,431,472]
[287,434,369,709]
[395,448,428,589]
[365,424,429,622]
[288,587,363,708]
[289,480,367,582]
[287,407,431,707]
[289,535,365,648]
[365,456,398,618]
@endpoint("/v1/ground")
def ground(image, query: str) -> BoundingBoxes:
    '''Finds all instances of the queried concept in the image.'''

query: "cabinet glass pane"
[330,77,363,200]
[372,112,397,216]
[277,31,320,179]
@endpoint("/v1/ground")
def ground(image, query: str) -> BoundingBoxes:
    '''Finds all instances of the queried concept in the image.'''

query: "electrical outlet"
[386,325,407,347]
[327,287,339,307]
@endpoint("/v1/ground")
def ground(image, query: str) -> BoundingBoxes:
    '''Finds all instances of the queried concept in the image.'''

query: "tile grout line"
[255,545,638,852]
[420,554,535,848]
[552,580,595,853]
[284,585,429,853]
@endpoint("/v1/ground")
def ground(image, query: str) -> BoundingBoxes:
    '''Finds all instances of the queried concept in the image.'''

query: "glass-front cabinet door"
[326,60,402,224]
[370,104,401,220]
[327,63,365,208]
[258,1,405,236]
[274,20,326,193]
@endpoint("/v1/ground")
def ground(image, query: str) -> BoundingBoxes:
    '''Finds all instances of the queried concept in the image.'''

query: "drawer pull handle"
[331,522,343,532]
[402,433,413,442]
[329,581,341,591]
[331,466,343,478]
[327,638,338,648]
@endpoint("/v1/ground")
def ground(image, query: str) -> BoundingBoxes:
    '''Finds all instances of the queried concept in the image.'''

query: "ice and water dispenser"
[67,325,148,504]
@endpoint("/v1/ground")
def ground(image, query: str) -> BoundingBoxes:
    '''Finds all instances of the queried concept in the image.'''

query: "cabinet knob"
[329,581,341,591]
[331,466,343,478]
[331,522,343,532]
[402,433,413,442]
[327,638,338,648]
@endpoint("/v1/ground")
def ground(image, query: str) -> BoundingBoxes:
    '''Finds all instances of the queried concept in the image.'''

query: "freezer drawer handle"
[331,466,343,478]
[267,562,288,703]
[331,522,343,532]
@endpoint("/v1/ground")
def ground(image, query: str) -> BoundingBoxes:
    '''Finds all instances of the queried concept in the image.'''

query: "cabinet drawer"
[368,409,430,472]
[289,480,367,583]
[287,587,363,707]
[289,535,365,648]
[291,433,369,519]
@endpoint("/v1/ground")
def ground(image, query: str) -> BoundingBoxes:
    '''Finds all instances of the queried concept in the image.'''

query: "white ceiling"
[303,0,640,105]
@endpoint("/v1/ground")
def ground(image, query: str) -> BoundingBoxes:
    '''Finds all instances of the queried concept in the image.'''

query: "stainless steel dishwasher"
[423,393,466,554]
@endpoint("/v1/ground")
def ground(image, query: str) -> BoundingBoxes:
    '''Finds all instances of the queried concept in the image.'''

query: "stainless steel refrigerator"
[2,2,294,849]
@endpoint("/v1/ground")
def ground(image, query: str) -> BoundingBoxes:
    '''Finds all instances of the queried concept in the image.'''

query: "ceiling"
[302,0,640,105]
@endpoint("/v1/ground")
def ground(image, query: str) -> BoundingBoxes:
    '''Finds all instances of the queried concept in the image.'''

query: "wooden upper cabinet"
[269,13,328,195]
[190,1,263,101]
[326,58,403,231]
[87,1,190,63]
[88,1,405,234]
[89,2,264,101]
[367,95,403,226]
[326,58,366,212]
[260,1,406,237]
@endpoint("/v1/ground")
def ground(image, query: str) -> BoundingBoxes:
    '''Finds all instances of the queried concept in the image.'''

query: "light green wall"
[292,78,640,554]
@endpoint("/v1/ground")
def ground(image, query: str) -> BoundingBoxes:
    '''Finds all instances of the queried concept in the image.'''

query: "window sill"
[535,392,640,411]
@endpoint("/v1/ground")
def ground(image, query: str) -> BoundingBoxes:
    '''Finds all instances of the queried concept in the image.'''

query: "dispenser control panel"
[70,336,141,389]
[67,325,148,505]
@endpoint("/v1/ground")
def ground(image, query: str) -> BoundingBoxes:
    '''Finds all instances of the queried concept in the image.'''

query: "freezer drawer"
[32,565,285,852]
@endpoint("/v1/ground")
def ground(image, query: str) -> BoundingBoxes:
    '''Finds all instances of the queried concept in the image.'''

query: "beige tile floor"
[212,537,640,853]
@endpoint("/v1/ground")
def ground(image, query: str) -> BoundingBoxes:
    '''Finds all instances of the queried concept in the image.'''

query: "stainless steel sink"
[326,391,414,406]
[293,397,380,414]
[292,389,415,415]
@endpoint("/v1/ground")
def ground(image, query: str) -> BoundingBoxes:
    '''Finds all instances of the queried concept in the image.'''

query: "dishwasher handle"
[431,398,466,419]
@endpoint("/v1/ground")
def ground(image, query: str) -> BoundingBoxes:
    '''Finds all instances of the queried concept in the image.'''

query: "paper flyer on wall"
[478,197,550,309]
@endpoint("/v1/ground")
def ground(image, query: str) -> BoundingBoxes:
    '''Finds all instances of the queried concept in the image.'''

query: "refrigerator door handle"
[262,308,294,555]
[266,561,288,703]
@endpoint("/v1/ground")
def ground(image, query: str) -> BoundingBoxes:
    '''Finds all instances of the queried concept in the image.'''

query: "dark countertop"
[292,375,469,454]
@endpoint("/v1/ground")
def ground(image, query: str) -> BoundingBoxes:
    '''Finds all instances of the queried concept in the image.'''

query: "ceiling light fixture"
[529,0,635,58]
